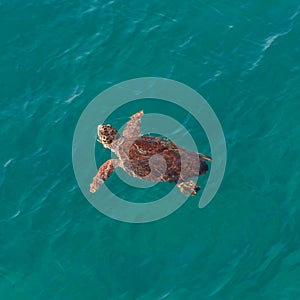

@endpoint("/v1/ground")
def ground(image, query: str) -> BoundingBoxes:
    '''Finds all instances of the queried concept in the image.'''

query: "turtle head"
[97,124,121,149]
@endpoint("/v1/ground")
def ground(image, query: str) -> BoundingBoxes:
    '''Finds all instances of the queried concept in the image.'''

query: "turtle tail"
[198,152,212,175]
[199,159,209,175]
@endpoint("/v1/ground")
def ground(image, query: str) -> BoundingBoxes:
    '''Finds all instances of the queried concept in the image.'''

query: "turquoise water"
[1,0,300,299]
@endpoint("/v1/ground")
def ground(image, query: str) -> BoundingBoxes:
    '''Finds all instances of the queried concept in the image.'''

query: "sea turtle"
[90,110,212,196]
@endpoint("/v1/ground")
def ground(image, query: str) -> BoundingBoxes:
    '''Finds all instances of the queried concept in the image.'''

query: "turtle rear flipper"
[198,152,212,162]
[177,180,200,196]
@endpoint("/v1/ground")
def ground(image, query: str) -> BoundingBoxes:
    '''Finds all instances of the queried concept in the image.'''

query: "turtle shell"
[118,136,207,183]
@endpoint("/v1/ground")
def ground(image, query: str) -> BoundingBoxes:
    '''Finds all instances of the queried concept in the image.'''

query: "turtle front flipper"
[90,159,119,193]
[177,180,200,196]
[122,110,144,138]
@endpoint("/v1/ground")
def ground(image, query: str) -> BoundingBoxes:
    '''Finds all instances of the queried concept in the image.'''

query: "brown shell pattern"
[123,136,208,183]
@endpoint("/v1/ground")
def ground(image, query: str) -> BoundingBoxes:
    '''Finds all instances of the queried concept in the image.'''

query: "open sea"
[1,0,300,299]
